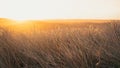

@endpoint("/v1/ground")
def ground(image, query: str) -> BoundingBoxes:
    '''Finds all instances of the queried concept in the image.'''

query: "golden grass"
[0,19,120,68]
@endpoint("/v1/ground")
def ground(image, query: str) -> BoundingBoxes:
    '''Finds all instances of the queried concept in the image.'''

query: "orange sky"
[0,0,120,20]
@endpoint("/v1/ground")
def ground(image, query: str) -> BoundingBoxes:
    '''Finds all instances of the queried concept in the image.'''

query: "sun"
[9,17,28,21]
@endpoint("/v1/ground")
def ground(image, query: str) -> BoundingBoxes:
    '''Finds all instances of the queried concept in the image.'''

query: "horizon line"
[0,17,120,21]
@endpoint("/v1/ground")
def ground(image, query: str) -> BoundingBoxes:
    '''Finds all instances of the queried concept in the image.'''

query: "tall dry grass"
[0,21,120,68]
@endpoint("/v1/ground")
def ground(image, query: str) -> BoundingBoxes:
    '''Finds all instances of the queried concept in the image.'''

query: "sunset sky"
[0,0,120,20]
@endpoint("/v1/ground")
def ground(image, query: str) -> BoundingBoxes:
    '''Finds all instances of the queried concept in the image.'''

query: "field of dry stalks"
[0,21,120,68]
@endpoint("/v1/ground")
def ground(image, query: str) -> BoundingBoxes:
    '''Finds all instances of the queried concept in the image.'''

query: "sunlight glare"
[0,0,120,20]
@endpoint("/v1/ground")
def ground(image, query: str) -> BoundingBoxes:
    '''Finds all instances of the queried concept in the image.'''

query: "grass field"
[0,19,120,68]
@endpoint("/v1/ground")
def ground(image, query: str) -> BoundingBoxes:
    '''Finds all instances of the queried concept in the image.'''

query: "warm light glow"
[15,21,26,24]
[0,0,120,20]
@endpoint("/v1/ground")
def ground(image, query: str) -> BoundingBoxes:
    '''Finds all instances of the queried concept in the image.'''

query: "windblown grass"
[0,21,120,68]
